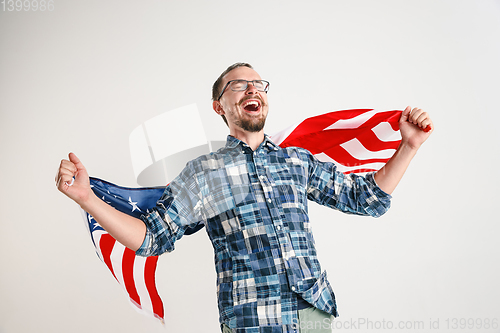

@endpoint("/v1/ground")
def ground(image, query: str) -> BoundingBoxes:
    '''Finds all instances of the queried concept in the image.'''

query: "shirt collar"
[225,135,280,152]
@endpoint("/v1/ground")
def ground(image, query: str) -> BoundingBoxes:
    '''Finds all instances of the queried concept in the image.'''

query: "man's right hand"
[55,152,147,251]
[55,152,93,207]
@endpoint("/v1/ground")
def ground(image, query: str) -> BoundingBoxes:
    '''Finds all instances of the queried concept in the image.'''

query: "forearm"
[80,192,147,251]
[374,143,418,195]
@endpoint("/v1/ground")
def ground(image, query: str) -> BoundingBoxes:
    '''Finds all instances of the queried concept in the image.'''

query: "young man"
[56,63,433,332]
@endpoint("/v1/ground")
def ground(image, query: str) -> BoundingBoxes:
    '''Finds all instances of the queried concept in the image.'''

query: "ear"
[213,100,225,115]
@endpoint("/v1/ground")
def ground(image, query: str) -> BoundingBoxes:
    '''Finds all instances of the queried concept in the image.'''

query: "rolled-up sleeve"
[305,151,392,217]
[136,162,204,257]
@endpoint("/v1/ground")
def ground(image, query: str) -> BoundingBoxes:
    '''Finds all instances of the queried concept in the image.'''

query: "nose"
[245,81,259,95]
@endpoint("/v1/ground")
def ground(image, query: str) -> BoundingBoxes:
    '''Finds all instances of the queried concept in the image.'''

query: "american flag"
[271,109,403,174]
[81,108,403,323]
[81,177,202,322]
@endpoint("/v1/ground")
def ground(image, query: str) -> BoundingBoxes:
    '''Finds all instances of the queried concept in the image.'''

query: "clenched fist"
[55,153,92,206]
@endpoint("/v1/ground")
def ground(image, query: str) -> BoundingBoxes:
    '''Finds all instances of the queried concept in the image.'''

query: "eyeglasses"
[217,79,270,101]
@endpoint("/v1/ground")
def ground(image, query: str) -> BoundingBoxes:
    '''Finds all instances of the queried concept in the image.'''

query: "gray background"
[1,0,499,332]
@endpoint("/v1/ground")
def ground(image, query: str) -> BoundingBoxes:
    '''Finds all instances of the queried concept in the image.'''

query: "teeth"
[243,101,259,107]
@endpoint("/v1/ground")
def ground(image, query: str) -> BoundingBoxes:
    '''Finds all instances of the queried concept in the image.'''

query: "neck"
[230,128,265,151]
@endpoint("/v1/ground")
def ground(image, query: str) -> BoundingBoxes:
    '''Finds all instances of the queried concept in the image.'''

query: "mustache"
[238,96,266,106]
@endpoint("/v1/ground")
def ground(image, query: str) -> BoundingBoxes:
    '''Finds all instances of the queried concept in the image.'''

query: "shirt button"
[277,226,281,231]
[267,198,272,203]
[291,286,296,291]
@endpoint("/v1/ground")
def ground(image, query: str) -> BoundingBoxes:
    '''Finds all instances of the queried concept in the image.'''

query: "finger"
[68,152,90,187]
[401,106,411,120]
[68,152,86,172]
[421,117,433,132]
[412,109,433,132]
[55,160,77,184]
[57,167,76,182]
[409,108,423,125]
[56,173,75,191]
[414,111,428,126]
[59,159,77,173]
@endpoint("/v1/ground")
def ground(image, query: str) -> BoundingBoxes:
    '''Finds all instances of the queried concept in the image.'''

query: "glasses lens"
[229,80,248,91]
[253,80,265,91]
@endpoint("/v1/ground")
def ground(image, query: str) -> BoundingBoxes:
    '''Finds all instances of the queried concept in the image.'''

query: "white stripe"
[340,138,396,160]
[323,110,378,130]
[110,243,127,292]
[371,122,402,142]
[314,153,386,173]
[133,256,154,316]
[270,121,301,145]
[91,231,106,260]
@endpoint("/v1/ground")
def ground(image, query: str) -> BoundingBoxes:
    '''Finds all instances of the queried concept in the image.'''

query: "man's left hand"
[399,106,433,150]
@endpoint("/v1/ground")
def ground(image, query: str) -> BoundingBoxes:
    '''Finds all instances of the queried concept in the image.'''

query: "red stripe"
[282,127,399,155]
[279,110,402,150]
[277,109,403,173]
[280,111,401,148]
[99,234,117,281]
[279,109,375,145]
[144,256,164,320]
[122,248,142,308]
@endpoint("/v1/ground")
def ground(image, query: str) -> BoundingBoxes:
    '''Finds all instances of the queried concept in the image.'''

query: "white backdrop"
[1,1,499,332]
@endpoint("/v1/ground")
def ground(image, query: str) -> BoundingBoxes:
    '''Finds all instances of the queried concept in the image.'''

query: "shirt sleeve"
[304,150,392,217]
[136,162,205,257]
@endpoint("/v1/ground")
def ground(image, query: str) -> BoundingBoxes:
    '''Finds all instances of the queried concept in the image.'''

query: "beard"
[233,96,267,132]
[235,114,266,132]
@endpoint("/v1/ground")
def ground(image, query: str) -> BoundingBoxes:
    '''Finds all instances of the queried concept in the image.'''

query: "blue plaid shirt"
[137,135,391,332]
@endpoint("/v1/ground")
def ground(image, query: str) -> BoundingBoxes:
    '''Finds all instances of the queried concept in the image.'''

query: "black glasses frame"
[217,80,270,101]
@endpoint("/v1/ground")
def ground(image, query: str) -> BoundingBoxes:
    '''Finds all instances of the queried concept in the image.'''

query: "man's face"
[214,66,269,133]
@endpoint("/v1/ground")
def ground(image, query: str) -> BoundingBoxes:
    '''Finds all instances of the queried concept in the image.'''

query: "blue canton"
[137,135,392,332]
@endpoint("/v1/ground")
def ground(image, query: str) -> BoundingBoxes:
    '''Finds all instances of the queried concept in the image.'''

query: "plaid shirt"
[137,135,391,332]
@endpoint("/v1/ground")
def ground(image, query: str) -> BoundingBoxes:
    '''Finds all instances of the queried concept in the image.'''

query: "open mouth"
[241,100,261,112]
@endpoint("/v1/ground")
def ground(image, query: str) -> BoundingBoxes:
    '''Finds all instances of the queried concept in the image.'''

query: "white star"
[128,197,141,212]
[88,214,103,231]
[101,196,111,204]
